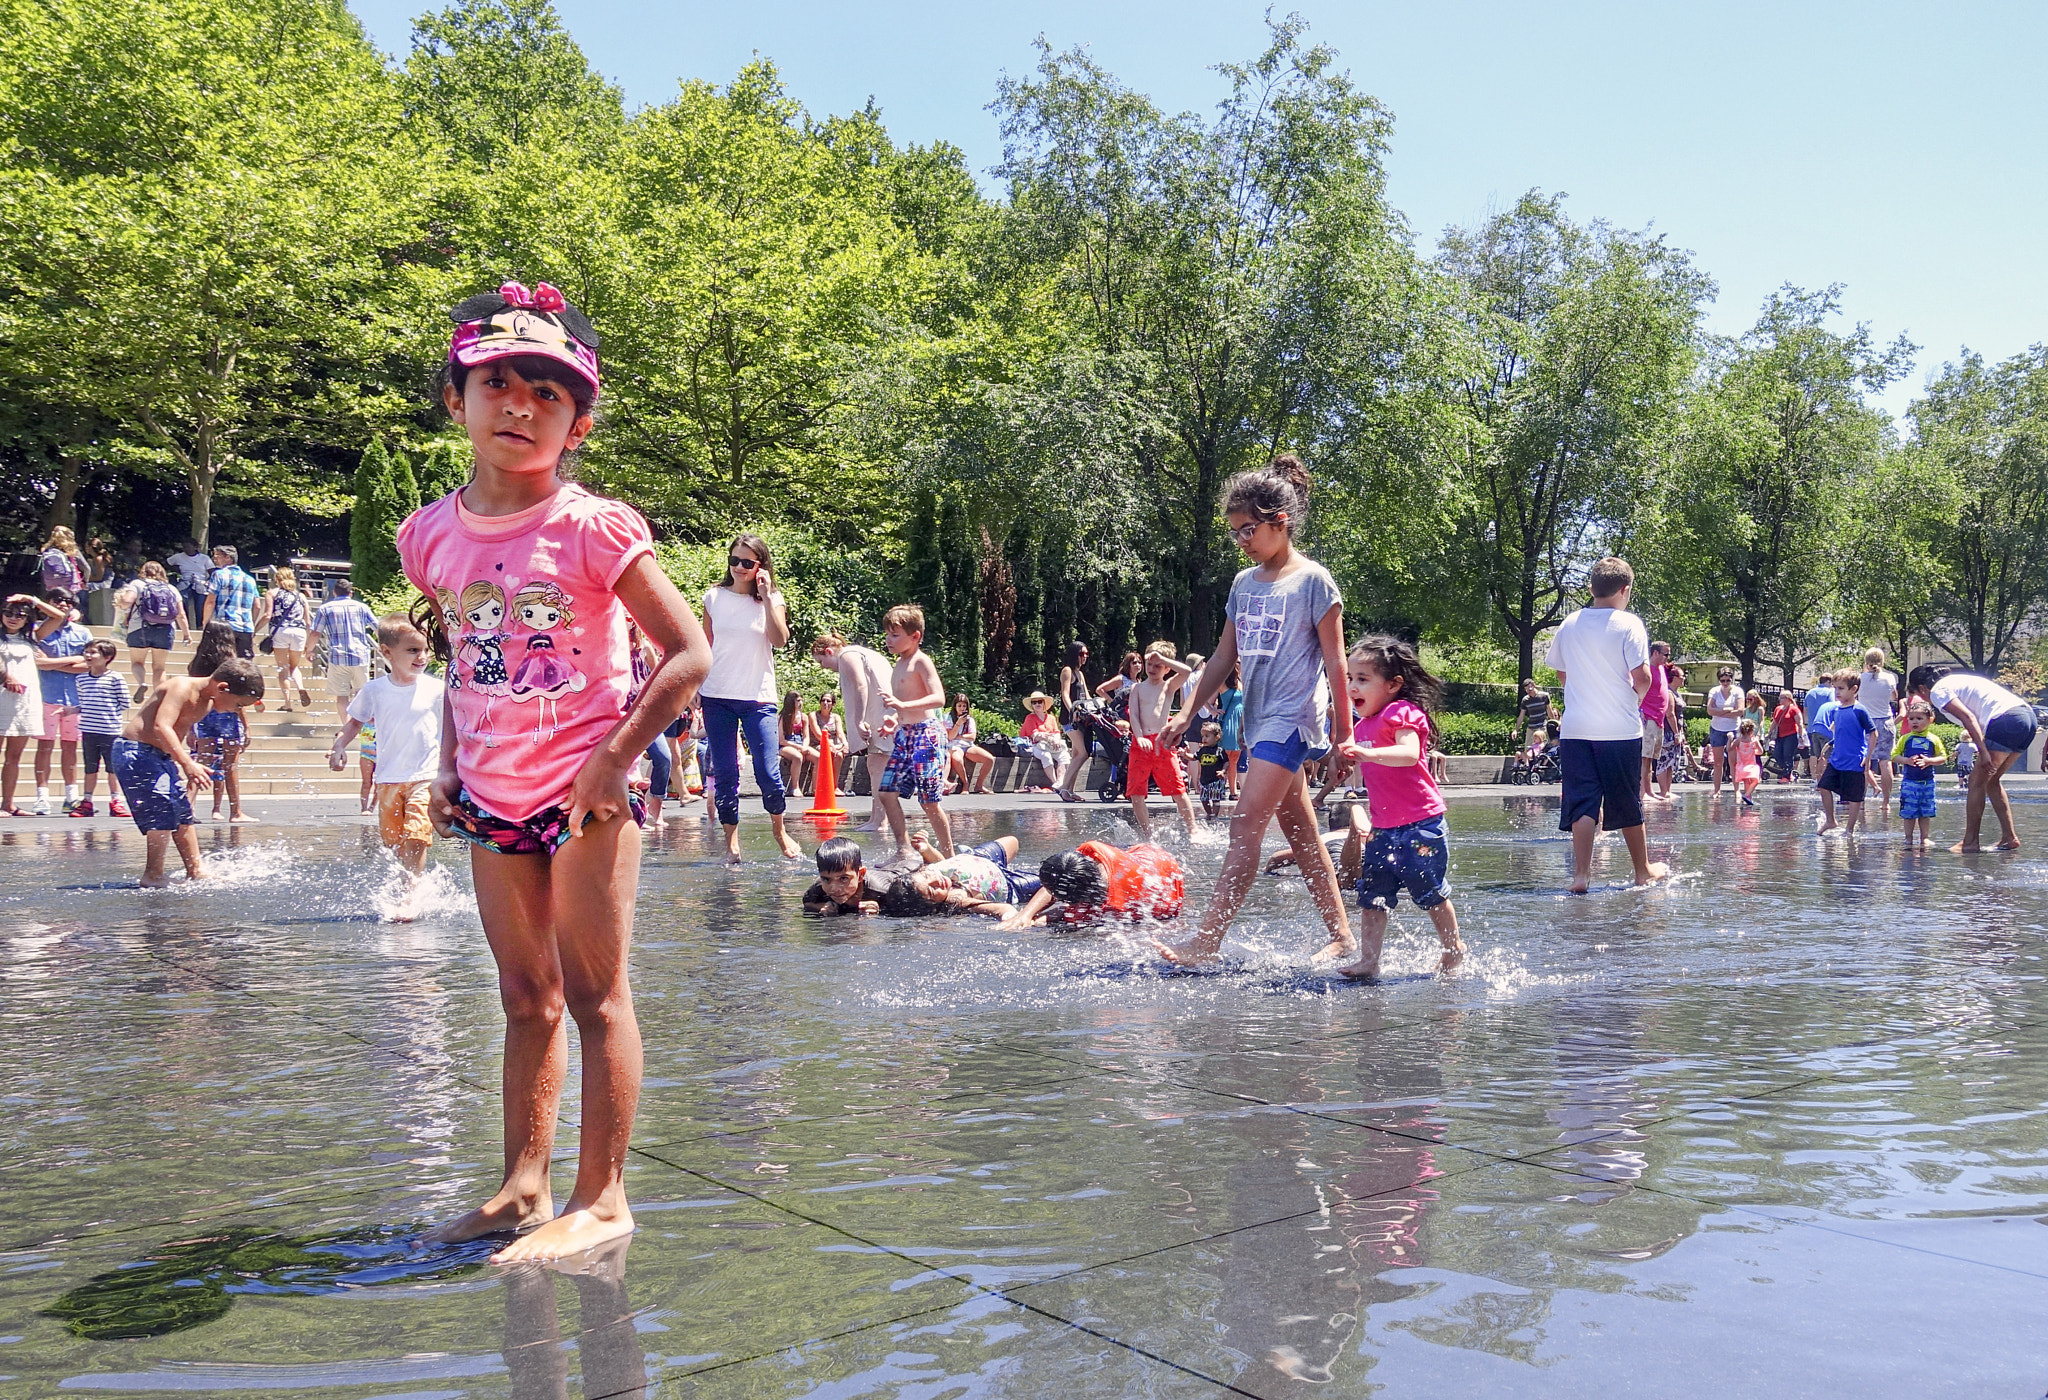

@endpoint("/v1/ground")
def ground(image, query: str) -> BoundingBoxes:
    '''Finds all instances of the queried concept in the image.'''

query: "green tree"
[413,440,471,502]
[0,0,435,549]
[349,438,414,594]
[1911,346,2048,672]
[400,0,624,168]
[1667,287,1911,688]
[1439,192,1711,682]
[991,16,1438,648]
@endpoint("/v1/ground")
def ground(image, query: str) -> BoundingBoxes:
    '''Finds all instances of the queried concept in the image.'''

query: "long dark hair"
[1223,453,1312,534]
[720,533,774,593]
[780,689,803,739]
[1907,662,1952,696]
[188,621,238,676]
[1348,634,1443,716]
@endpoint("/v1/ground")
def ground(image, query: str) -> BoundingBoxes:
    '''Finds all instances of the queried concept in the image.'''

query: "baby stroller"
[1069,698,1130,803]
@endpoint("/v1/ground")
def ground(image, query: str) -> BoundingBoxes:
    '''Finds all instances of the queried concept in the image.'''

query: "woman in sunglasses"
[700,533,802,861]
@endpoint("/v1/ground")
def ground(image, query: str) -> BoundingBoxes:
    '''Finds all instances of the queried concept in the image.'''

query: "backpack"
[138,580,181,626]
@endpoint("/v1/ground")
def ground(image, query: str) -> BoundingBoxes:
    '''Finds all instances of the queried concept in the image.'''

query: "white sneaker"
[31,795,49,817]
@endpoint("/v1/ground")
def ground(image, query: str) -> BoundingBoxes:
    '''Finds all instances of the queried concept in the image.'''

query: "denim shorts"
[1357,815,1451,911]
[1247,731,1329,774]
[1984,707,2039,756]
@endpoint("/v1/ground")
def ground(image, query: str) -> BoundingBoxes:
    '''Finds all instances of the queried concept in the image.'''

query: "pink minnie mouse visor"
[448,281,601,394]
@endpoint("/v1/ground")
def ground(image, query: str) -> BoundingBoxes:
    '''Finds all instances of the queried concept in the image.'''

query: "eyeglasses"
[1229,521,1265,544]
[727,556,759,571]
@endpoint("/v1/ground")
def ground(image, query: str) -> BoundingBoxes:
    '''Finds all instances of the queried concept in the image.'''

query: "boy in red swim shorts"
[1122,641,1198,840]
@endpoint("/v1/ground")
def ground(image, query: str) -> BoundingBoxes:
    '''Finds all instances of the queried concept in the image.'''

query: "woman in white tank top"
[699,534,801,861]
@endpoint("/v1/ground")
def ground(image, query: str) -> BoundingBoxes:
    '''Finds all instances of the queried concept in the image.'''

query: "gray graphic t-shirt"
[1228,559,1342,752]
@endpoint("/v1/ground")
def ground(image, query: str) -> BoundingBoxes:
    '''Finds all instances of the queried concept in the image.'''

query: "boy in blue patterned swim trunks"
[874,604,952,861]
[1892,698,1946,851]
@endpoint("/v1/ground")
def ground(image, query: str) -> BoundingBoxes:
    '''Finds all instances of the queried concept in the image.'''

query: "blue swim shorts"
[1899,779,1936,820]
[1357,815,1452,911]
[1247,731,1330,774]
[110,739,194,834]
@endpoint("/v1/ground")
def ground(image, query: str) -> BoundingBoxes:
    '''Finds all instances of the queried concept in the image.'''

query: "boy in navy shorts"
[1814,670,1874,836]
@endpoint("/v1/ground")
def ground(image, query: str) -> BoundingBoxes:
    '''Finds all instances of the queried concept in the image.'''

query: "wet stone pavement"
[1,786,2045,1398]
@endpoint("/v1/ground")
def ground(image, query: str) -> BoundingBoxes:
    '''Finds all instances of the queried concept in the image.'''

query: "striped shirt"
[311,597,377,667]
[76,671,131,735]
[208,566,259,631]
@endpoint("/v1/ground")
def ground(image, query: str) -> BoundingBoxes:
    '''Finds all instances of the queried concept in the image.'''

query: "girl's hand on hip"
[565,752,632,838]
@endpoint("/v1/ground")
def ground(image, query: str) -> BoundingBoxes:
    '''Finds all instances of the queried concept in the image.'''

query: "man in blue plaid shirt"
[310,579,378,721]
[202,544,260,658]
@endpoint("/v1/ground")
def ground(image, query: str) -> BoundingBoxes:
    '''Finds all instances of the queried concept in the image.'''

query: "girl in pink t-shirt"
[396,281,711,1265]
[1335,635,1466,978]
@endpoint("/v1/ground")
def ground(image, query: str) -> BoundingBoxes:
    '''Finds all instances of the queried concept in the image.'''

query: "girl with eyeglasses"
[1152,454,1361,969]
[699,533,803,861]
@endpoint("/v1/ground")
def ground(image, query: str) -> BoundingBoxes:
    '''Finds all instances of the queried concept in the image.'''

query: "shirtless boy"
[1124,641,1198,840]
[109,659,266,886]
[873,605,952,859]
[811,633,896,832]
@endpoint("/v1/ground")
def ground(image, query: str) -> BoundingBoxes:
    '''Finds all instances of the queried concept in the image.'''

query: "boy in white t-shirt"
[329,615,445,918]
[1543,556,1670,894]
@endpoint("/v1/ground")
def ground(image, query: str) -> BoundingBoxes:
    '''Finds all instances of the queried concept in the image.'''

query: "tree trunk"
[42,445,86,536]
[189,468,215,554]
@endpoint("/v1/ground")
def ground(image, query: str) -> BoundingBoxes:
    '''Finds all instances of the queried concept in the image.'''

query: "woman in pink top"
[1336,635,1465,977]
[397,281,711,1264]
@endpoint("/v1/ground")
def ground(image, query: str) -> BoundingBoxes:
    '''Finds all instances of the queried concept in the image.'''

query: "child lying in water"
[878,834,1041,917]
[998,840,1185,928]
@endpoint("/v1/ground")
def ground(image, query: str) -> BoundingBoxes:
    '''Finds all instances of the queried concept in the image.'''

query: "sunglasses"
[727,556,760,571]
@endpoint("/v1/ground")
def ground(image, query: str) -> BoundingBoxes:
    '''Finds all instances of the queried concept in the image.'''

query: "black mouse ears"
[449,282,601,350]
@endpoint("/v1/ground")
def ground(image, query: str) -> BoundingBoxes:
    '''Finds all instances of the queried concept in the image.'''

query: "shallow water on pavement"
[2,786,2045,1398]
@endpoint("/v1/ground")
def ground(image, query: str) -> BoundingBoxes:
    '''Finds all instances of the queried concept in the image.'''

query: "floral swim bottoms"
[880,719,947,805]
[448,785,646,856]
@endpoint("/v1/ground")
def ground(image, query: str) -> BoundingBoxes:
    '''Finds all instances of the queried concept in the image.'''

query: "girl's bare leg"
[768,811,801,859]
[429,848,568,1245]
[494,812,643,1263]
[1063,730,1088,794]
[1157,756,1300,964]
[1,735,24,809]
[1272,775,1358,963]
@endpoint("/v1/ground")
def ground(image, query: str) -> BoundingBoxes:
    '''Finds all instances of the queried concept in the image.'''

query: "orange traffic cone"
[805,740,848,819]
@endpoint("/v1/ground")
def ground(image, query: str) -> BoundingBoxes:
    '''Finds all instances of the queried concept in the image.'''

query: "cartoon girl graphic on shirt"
[454,579,511,746]
[435,587,467,690]
[506,580,586,743]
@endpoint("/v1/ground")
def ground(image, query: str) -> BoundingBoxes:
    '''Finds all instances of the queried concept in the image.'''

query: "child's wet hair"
[1223,453,1311,533]
[1039,848,1108,906]
[212,658,266,699]
[1905,697,1935,722]
[409,593,453,666]
[187,621,238,676]
[815,836,863,874]
[885,604,925,636]
[879,875,941,917]
[1346,634,1443,713]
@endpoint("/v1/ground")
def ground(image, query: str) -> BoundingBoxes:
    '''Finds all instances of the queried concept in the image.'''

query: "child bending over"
[110,660,266,885]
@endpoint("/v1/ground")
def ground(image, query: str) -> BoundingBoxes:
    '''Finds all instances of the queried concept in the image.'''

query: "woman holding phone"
[700,533,801,861]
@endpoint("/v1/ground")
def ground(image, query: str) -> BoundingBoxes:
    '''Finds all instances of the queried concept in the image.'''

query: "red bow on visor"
[497,281,567,313]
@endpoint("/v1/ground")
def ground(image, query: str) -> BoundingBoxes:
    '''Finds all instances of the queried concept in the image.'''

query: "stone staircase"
[94,628,361,795]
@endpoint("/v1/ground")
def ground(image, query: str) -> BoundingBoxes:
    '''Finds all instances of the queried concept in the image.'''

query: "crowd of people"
[34,279,2039,1266]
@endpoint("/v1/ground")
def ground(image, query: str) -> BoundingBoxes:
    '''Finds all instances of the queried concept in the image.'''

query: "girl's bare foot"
[1634,861,1671,885]
[1567,879,1589,895]
[772,823,801,859]
[1437,945,1466,972]
[1153,933,1224,966]
[491,1200,635,1264]
[1995,840,2022,850]
[1334,953,1380,979]
[427,1190,554,1245]
[1311,935,1359,964]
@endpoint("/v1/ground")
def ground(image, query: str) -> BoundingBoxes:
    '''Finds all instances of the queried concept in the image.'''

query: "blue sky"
[348,0,2047,422]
